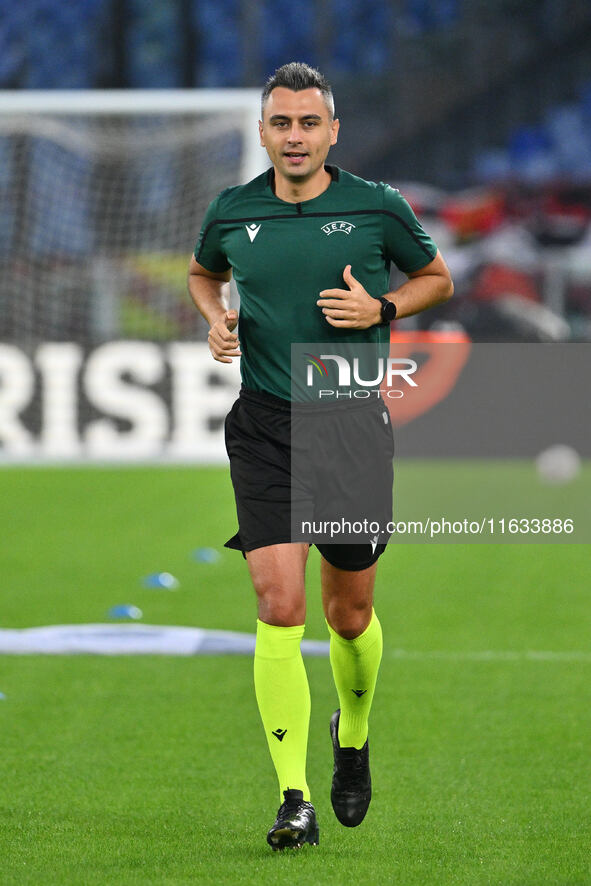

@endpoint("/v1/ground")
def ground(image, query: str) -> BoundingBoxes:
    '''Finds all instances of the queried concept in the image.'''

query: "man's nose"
[287,125,303,142]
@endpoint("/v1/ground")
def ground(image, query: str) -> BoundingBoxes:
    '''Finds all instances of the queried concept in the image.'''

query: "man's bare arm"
[317,250,453,329]
[188,255,240,363]
[386,250,454,320]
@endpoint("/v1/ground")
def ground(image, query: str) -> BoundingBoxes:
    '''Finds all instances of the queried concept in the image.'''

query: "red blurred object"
[389,330,471,344]
[505,184,591,246]
[473,264,541,303]
[440,189,506,239]
[385,330,471,426]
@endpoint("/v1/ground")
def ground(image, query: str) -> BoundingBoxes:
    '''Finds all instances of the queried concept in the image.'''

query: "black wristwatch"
[378,296,397,325]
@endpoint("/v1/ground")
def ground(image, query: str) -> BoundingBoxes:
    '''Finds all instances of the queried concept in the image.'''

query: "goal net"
[0,90,265,461]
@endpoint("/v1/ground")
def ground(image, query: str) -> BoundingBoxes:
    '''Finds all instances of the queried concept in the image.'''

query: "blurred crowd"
[0,1,462,89]
[400,179,591,341]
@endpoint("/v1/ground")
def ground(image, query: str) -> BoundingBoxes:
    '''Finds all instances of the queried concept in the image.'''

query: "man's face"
[259,87,339,184]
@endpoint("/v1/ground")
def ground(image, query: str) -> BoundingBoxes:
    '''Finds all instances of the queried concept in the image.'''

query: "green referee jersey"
[194,165,437,401]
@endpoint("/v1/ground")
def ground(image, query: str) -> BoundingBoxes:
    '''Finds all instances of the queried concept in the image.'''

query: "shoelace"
[335,746,368,791]
[278,798,311,818]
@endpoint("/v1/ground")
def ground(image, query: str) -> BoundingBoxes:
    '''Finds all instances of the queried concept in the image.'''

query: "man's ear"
[258,119,265,147]
[330,118,340,146]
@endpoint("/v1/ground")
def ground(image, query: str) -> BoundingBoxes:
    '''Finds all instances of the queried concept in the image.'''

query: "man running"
[188,61,453,850]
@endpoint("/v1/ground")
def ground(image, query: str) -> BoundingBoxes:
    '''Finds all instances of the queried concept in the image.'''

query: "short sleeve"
[382,185,438,273]
[193,195,231,273]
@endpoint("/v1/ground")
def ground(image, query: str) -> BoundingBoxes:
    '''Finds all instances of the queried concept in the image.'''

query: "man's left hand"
[317,265,382,329]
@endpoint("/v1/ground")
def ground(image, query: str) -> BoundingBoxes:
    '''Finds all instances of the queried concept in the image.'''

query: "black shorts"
[224,387,394,571]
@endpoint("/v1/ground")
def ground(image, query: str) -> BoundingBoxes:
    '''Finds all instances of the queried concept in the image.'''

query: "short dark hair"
[261,62,335,119]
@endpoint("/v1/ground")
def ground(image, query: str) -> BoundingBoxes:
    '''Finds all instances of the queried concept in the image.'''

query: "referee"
[188,62,453,850]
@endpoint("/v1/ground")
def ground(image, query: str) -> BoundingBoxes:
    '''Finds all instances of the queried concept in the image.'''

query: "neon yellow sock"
[254,619,311,802]
[327,610,383,749]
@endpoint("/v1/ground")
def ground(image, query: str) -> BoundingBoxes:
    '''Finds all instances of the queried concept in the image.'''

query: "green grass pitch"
[1,463,590,885]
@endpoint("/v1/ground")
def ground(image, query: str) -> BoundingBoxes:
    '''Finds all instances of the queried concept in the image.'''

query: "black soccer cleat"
[266,789,319,851]
[330,709,372,827]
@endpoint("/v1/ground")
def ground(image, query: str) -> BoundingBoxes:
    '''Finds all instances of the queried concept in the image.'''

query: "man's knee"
[246,544,308,626]
[325,597,373,639]
[250,571,306,626]
[321,555,377,639]
[256,585,306,627]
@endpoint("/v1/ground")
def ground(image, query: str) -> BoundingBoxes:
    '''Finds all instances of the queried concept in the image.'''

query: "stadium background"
[1,3,590,884]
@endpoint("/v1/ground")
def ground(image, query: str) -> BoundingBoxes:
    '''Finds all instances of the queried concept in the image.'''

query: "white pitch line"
[389,649,591,663]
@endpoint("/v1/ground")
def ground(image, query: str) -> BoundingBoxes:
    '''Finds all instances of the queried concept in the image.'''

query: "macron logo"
[246,223,261,242]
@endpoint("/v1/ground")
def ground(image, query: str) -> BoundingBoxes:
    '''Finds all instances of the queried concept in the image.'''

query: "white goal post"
[0,89,264,182]
[0,89,267,463]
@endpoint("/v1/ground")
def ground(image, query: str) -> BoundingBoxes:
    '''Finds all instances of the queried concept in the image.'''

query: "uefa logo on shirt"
[321,221,356,236]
